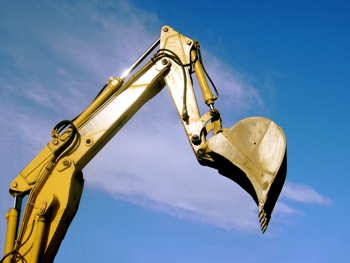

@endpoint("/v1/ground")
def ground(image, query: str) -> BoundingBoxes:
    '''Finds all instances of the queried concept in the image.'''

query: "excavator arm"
[2,26,287,263]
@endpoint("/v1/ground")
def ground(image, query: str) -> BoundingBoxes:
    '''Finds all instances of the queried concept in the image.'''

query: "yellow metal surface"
[73,77,123,129]
[6,158,84,262]
[190,48,217,105]
[30,216,47,262]
[205,117,287,232]
[3,208,18,263]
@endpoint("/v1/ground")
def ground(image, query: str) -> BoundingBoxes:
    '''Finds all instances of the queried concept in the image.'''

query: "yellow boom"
[2,26,287,263]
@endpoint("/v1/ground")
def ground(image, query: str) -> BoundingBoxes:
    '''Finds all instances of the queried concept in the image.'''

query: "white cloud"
[83,105,260,231]
[201,52,264,115]
[281,182,332,205]
[274,202,303,216]
[0,0,328,237]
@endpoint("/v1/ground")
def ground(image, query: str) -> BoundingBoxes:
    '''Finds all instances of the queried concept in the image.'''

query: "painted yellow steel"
[73,77,123,129]
[3,208,18,263]
[190,48,217,105]
[30,216,47,262]
[206,117,287,232]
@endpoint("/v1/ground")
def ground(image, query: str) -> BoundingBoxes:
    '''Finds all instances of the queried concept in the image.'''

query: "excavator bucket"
[202,117,287,232]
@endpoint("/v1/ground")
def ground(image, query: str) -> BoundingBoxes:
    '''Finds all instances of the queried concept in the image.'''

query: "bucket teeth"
[259,208,270,233]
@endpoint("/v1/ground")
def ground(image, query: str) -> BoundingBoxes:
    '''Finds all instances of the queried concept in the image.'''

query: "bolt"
[163,27,168,32]
[197,148,205,156]
[161,58,168,65]
[63,159,70,166]
[53,139,59,145]
[187,40,192,45]
[210,108,219,116]
[11,182,18,188]
[191,134,201,145]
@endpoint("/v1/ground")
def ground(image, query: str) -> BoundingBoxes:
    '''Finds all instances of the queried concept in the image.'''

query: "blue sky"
[0,1,349,262]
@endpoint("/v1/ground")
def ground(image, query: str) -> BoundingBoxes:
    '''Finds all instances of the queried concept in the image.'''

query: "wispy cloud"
[0,0,328,235]
[202,53,264,116]
[275,202,303,216]
[83,112,260,231]
[281,182,332,205]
